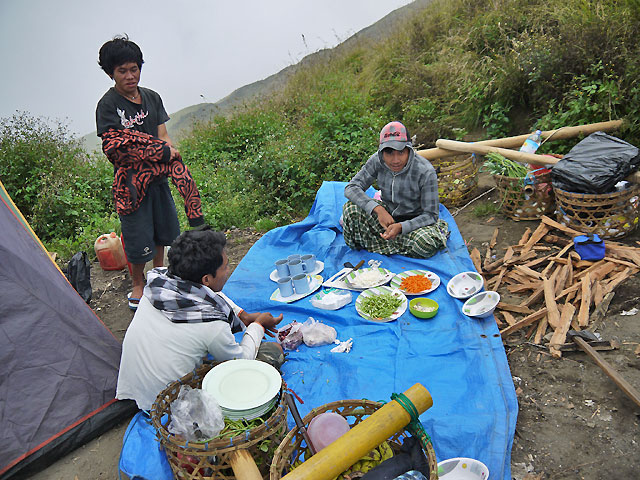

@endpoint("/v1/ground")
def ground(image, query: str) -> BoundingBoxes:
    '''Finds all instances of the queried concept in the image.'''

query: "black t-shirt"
[95,86,169,137]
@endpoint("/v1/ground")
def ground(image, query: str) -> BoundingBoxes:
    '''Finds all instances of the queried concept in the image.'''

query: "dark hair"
[168,228,227,283]
[98,34,144,76]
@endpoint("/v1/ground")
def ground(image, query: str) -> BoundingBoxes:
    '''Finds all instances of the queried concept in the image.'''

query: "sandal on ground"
[127,292,141,311]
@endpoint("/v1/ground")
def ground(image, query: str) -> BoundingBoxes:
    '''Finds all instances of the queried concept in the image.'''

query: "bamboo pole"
[416,120,623,160]
[281,383,433,480]
[434,139,560,165]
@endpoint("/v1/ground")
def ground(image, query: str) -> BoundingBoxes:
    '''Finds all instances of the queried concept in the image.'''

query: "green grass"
[472,202,501,218]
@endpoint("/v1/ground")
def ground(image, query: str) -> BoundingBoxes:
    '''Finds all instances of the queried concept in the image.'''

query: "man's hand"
[381,223,402,240]
[254,312,284,337]
[373,205,395,229]
[169,144,180,160]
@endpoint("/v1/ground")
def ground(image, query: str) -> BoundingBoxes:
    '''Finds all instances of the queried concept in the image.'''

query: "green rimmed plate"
[389,269,440,295]
[355,285,407,322]
[344,267,394,290]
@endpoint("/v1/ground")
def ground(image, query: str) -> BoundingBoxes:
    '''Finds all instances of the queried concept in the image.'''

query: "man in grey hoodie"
[343,121,449,258]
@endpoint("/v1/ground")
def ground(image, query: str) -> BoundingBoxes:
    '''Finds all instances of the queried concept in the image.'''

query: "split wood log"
[543,234,572,246]
[496,302,533,315]
[491,267,508,291]
[543,278,561,329]
[534,315,548,344]
[507,283,540,294]
[470,248,482,275]
[515,264,545,280]
[549,303,577,358]
[500,307,548,337]
[500,311,517,326]
[505,251,538,266]
[541,215,583,238]
[518,228,532,246]
[417,120,623,160]
[578,273,592,327]
[587,292,615,332]
[522,285,545,308]
[521,223,550,254]
[554,264,570,296]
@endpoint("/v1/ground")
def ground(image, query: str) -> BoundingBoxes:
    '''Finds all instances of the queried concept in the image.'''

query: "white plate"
[447,271,484,299]
[270,274,323,303]
[355,285,407,322]
[269,261,324,282]
[344,267,394,290]
[462,291,500,319]
[202,359,281,411]
[389,269,440,295]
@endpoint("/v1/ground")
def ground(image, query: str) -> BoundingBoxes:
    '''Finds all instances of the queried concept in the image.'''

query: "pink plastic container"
[94,232,127,271]
[307,412,351,451]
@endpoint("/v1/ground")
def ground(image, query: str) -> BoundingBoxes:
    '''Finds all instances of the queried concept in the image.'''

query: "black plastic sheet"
[551,131,640,193]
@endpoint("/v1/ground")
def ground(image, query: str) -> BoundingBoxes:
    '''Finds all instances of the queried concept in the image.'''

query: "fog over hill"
[82,0,431,153]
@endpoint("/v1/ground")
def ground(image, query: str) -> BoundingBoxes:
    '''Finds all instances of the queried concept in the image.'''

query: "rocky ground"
[30,176,640,480]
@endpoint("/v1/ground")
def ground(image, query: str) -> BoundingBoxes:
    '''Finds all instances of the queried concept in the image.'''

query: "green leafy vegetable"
[360,292,403,319]
[481,153,529,178]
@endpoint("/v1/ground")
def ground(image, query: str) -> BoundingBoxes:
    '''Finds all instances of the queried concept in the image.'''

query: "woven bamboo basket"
[430,154,478,207]
[493,168,555,220]
[554,185,640,239]
[269,399,438,480]
[151,363,289,480]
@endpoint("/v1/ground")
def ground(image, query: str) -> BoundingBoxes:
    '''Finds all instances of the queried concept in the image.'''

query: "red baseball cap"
[379,121,411,151]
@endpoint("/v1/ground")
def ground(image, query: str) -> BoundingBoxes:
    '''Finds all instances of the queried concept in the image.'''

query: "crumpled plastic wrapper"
[331,338,353,353]
[277,322,304,350]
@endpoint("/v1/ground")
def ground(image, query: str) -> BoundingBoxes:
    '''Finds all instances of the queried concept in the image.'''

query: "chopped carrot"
[399,275,432,293]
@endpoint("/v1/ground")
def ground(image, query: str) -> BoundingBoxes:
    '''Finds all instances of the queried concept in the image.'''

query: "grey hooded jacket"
[344,148,439,234]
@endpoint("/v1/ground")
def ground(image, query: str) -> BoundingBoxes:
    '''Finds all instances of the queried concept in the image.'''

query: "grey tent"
[0,181,134,478]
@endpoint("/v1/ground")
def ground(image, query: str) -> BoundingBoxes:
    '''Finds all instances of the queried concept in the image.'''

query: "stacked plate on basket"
[202,359,282,420]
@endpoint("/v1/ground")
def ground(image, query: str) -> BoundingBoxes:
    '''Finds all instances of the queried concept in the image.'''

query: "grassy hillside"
[177,0,640,231]
[3,0,640,260]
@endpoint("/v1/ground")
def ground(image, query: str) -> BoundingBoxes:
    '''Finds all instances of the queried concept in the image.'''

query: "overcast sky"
[0,0,412,137]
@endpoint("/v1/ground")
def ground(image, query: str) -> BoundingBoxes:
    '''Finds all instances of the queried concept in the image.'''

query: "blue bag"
[573,234,605,261]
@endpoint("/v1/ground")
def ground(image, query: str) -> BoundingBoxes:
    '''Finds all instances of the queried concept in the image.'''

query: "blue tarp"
[119,181,517,480]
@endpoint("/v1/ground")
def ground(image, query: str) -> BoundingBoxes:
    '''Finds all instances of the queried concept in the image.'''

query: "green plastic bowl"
[409,297,439,319]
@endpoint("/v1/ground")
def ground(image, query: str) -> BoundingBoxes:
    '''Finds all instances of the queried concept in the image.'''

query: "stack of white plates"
[202,359,282,421]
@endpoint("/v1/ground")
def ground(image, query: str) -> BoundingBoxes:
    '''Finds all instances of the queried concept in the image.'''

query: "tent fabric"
[0,181,135,479]
[119,181,517,480]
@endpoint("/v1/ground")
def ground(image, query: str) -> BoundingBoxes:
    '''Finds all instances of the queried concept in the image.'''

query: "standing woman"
[96,34,205,310]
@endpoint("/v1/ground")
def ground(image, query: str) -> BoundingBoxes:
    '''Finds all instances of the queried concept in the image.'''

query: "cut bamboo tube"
[417,120,623,160]
[435,139,560,166]
[281,384,433,480]
[228,450,263,480]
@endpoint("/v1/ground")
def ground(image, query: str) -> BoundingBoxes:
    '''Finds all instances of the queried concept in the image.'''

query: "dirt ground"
[30,175,640,480]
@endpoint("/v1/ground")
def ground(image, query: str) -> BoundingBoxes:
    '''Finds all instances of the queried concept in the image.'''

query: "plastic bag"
[167,385,224,442]
[551,132,640,193]
[64,251,92,303]
[300,317,337,347]
[310,289,352,310]
[277,322,304,350]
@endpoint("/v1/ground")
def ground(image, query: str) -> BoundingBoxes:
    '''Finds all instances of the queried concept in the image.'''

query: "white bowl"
[447,271,484,299]
[462,291,500,319]
[437,457,489,479]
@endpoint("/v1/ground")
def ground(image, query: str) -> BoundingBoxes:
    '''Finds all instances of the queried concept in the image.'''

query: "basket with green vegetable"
[483,153,555,220]
[269,399,439,480]
[151,362,288,480]
[430,153,478,207]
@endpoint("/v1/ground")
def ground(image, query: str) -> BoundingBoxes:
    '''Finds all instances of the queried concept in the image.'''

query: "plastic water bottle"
[519,129,543,154]
[392,471,428,480]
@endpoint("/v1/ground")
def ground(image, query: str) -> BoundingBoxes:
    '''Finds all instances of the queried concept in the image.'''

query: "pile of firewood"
[469,215,640,358]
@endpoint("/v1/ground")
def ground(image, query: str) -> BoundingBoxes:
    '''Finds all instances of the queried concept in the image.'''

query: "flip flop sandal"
[127,292,141,311]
